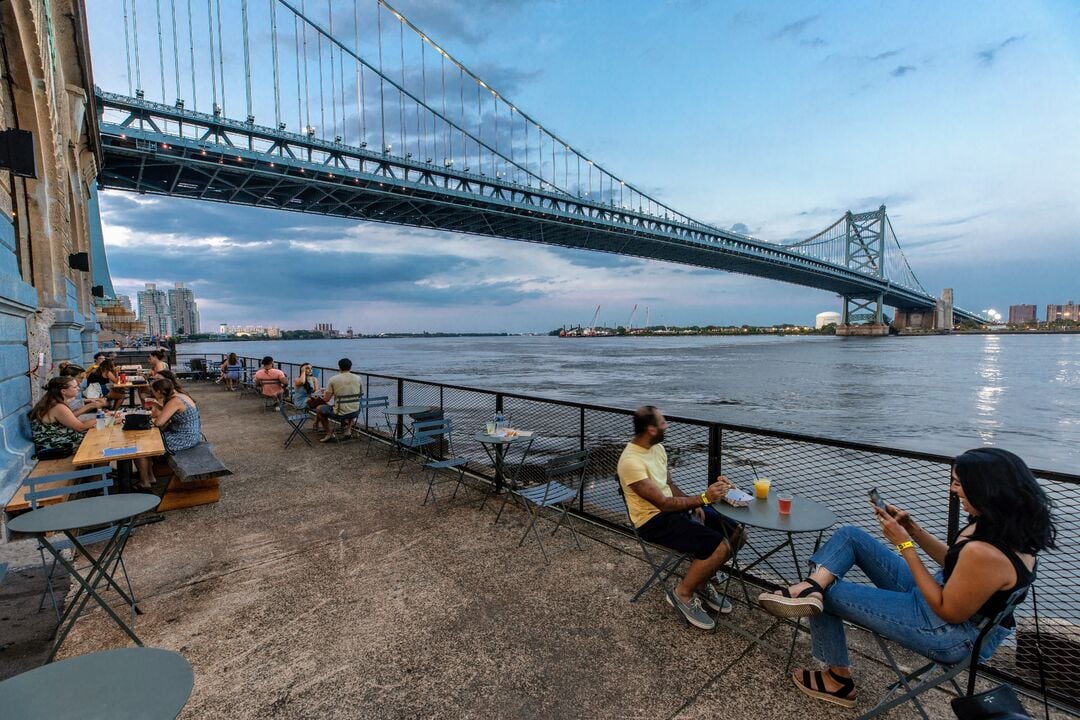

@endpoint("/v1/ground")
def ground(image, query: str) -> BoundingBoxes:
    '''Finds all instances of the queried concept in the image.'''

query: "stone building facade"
[0,0,101,497]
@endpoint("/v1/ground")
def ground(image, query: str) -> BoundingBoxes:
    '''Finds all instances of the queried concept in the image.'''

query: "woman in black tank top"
[757,448,1055,709]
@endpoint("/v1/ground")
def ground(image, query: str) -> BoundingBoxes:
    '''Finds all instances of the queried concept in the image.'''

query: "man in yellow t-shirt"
[617,405,743,630]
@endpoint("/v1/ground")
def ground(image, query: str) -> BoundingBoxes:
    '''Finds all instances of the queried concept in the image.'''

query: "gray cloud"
[772,15,820,41]
[868,49,902,62]
[891,65,916,77]
[730,223,751,234]
[977,35,1024,67]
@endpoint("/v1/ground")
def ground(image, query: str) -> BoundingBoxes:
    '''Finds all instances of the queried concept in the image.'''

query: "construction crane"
[627,304,638,330]
[585,304,601,336]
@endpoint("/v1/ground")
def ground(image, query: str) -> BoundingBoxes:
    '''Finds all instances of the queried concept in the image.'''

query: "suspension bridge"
[88,0,983,329]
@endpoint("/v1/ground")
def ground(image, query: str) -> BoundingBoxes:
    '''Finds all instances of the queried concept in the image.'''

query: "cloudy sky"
[88,1,1080,333]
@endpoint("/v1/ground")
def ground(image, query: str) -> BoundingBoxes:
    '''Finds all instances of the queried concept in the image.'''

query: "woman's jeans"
[808,526,1010,667]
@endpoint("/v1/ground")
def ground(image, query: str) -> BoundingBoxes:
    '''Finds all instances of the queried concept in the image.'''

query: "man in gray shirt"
[316,357,364,442]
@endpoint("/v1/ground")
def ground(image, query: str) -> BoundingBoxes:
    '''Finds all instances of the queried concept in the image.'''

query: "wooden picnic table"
[72,422,166,468]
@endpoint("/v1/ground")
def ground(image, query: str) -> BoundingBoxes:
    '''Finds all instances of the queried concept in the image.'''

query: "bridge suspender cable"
[122,0,133,96]
[205,0,216,111]
[169,0,180,103]
[242,0,253,123]
[270,0,281,129]
[186,0,197,109]
[155,0,166,103]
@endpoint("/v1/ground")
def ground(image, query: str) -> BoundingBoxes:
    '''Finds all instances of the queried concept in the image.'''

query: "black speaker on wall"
[0,129,36,178]
[68,252,90,271]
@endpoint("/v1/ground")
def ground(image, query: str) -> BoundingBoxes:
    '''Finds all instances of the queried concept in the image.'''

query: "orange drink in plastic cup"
[753,478,771,500]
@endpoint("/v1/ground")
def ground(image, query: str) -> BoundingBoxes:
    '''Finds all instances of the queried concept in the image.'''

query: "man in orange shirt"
[254,356,287,408]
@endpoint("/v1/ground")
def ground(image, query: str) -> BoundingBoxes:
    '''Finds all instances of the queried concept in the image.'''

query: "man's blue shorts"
[638,505,741,560]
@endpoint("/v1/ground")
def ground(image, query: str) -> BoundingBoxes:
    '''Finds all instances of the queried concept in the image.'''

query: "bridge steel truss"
[96,92,982,322]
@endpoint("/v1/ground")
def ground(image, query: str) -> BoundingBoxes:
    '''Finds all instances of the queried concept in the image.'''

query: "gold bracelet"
[896,540,915,554]
[700,492,710,507]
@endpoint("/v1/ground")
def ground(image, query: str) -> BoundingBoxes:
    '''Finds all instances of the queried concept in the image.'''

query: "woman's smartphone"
[868,488,888,511]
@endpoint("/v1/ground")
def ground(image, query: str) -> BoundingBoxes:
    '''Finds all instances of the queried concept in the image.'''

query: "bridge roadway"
[94,92,980,322]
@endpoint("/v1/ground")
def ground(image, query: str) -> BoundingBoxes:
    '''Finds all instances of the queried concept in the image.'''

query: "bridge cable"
[132,0,143,93]
[294,13,302,132]
[241,0,253,122]
[301,0,310,134]
[205,0,217,111]
[270,0,281,129]
[317,27,325,139]
[353,0,366,145]
[376,2,386,151]
[441,51,448,165]
[459,64,465,170]
[155,0,166,102]
[398,17,405,156]
[416,41,424,160]
[215,0,226,114]
[169,0,180,102]
[328,1,337,140]
[421,41,428,161]
[186,0,197,109]
[122,0,133,96]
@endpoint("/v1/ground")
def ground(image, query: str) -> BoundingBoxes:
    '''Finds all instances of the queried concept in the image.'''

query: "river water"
[180,333,1078,474]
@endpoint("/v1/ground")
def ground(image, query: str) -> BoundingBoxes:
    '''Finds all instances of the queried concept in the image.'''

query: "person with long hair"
[90,358,128,411]
[292,362,320,409]
[133,378,201,490]
[29,377,95,455]
[757,448,1056,708]
[59,363,106,417]
[220,352,241,392]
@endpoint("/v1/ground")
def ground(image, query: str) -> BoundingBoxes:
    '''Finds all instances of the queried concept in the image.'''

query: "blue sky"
[88,1,1080,332]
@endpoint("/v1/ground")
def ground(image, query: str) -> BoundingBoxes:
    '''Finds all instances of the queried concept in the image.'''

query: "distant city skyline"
[91,1,1080,333]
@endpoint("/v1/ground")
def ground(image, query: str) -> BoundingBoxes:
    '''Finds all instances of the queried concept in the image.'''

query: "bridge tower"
[836,206,889,336]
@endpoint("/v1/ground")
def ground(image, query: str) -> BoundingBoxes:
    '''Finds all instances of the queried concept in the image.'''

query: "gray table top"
[8,493,160,535]
[384,405,430,415]
[0,646,193,719]
[473,432,532,445]
[710,494,836,533]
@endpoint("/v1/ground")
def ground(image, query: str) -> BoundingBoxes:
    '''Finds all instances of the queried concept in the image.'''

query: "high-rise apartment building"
[116,294,133,312]
[1046,300,1077,323]
[167,282,200,335]
[1008,305,1037,325]
[137,283,173,338]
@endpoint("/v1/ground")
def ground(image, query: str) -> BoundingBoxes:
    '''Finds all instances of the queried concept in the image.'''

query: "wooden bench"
[155,442,232,512]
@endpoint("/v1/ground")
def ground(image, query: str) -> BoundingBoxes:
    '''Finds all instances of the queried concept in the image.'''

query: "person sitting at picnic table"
[617,405,743,630]
[757,448,1055,709]
[85,351,106,378]
[133,377,201,491]
[29,376,96,457]
[58,363,107,417]
[148,349,170,376]
[292,362,320,408]
[90,358,129,411]
[254,356,288,408]
[314,357,363,443]
[220,352,242,391]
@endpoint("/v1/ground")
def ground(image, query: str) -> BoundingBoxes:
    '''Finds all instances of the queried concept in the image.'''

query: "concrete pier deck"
[0,384,1046,718]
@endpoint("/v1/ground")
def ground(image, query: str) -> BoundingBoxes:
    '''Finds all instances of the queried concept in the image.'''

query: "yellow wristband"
[700,492,710,507]
[896,541,915,554]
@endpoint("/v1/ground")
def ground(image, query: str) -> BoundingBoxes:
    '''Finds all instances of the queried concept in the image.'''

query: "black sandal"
[792,668,857,708]
[757,578,825,618]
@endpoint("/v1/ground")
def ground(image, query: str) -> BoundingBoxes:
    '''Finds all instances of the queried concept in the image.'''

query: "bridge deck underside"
[98,139,936,311]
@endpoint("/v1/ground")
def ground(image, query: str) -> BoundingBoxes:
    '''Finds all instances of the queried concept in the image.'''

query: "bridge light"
[135,89,144,100]
[383,144,392,153]
[278,122,287,131]
[175,99,185,109]
[213,103,222,116]
[247,115,255,125]
[335,135,342,143]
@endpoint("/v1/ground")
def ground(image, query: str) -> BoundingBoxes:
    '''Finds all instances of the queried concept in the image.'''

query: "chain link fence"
[178,352,1080,710]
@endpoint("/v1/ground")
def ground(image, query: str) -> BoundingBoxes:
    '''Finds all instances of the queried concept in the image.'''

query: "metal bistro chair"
[277,401,311,448]
[616,481,690,621]
[356,396,391,455]
[515,449,590,562]
[23,467,136,623]
[394,418,453,479]
[422,425,470,506]
[858,580,1035,720]
[321,394,363,443]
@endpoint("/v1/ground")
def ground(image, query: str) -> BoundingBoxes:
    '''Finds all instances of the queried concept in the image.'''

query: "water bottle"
[95,410,106,431]
[494,411,504,431]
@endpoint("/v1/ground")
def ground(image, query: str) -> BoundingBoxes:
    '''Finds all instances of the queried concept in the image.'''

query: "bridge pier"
[835,323,889,336]
[894,289,955,332]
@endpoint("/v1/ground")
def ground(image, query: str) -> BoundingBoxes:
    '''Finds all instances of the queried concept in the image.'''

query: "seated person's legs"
[639,509,740,608]
[133,456,154,490]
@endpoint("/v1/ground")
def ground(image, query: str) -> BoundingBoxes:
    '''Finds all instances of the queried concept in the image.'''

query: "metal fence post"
[579,406,586,511]
[396,378,405,439]
[707,423,723,482]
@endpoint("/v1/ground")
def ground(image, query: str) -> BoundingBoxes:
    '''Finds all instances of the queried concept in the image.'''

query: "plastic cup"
[754,478,771,500]
[143,399,154,411]
[119,373,127,384]
[777,494,792,515]
[485,422,496,435]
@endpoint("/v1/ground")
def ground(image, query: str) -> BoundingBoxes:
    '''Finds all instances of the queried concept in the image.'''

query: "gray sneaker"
[697,583,734,614]
[665,591,716,630]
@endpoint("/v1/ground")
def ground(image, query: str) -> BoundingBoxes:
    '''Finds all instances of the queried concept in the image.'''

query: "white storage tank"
[815,311,841,329]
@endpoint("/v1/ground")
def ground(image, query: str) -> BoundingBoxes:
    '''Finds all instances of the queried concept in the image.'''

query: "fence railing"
[178,352,1080,711]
